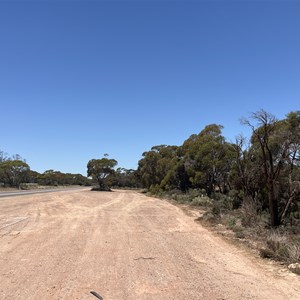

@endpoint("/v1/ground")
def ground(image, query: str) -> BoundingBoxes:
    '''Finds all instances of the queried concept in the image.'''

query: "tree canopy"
[87,157,118,191]
[137,111,300,227]
[0,160,30,188]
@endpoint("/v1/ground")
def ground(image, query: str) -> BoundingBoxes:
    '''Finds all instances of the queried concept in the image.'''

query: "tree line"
[137,110,300,227]
[3,109,299,228]
[0,151,139,190]
[0,151,91,188]
[87,157,140,191]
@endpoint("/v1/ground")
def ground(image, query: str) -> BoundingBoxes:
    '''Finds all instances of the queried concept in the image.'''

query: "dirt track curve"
[0,189,299,300]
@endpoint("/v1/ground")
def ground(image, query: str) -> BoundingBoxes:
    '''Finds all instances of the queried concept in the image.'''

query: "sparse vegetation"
[137,110,300,267]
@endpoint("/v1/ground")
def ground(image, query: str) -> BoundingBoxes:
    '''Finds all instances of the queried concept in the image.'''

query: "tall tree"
[230,135,264,201]
[87,157,117,190]
[243,110,292,226]
[137,145,179,191]
[182,124,234,196]
[279,111,300,222]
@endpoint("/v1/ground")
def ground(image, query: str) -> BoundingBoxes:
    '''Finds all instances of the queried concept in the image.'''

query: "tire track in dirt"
[0,189,299,300]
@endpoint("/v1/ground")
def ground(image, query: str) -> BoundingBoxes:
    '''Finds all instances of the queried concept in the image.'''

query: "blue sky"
[1,0,299,175]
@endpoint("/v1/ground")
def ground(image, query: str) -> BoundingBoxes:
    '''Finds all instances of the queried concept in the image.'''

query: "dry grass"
[287,244,300,263]
[240,197,260,227]
[259,231,300,263]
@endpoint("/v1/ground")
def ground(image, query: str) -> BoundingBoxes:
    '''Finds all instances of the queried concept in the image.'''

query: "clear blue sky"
[1,0,299,175]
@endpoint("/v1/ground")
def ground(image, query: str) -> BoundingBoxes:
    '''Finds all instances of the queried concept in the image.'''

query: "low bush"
[240,197,260,227]
[91,186,112,192]
[157,188,300,266]
[212,193,233,210]
[259,231,300,263]
[288,244,300,263]
[212,201,221,216]
[190,196,213,207]
[233,226,246,239]
[227,217,237,229]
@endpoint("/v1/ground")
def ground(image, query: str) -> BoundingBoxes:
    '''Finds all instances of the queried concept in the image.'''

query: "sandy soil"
[0,189,299,300]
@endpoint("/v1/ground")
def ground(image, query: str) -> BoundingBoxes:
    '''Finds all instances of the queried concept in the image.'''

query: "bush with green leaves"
[191,196,213,207]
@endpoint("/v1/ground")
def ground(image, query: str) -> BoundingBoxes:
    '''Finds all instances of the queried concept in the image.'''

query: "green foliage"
[190,196,213,207]
[112,168,140,188]
[212,202,221,216]
[182,124,235,196]
[87,157,118,190]
[0,150,91,187]
[36,170,91,186]
[136,110,300,228]
[227,217,237,229]
[0,160,30,187]
[137,145,182,191]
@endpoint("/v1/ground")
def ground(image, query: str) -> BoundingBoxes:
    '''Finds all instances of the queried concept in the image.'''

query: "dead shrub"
[232,225,245,239]
[212,201,222,216]
[201,212,219,224]
[240,197,260,227]
[288,244,300,263]
[260,231,290,261]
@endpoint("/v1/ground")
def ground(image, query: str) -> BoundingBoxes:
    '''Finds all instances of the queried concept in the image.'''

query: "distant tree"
[0,160,30,187]
[113,168,140,188]
[36,170,90,186]
[71,173,92,186]
[0,150,8,163]
[87,157,118,190]
[26,170,41,183]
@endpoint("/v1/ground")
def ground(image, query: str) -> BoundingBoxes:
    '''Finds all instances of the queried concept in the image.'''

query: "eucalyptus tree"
[182,124,234,196]
[137,145,179,191]
[279,111,300,222]
[242,110,300,226]
[113,168,139,188]
[0,160,30,187]
[230,135,265,205]
[87,157,118,190]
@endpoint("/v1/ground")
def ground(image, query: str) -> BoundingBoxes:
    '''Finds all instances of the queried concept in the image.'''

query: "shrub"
[260,231,290,261]
[227,217,237,229]
[233,226,246,239]
[287,244,300,263]
[149,184,161,194]
[173,194,192,203]
[191,196,213,207]
[240,197,260,227]
[228,189,243,209]
[212,201,221,216]
[201,212,219,224]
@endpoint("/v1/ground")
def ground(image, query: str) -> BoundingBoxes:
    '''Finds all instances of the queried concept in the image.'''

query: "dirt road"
[0,189,299,299]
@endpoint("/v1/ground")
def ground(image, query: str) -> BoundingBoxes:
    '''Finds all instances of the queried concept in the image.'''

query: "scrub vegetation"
[136,109,300,265]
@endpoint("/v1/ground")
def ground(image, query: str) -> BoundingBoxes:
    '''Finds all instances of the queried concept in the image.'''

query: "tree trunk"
[206,179,213,197]
[98,178,105,190]
[267,181,280,227]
